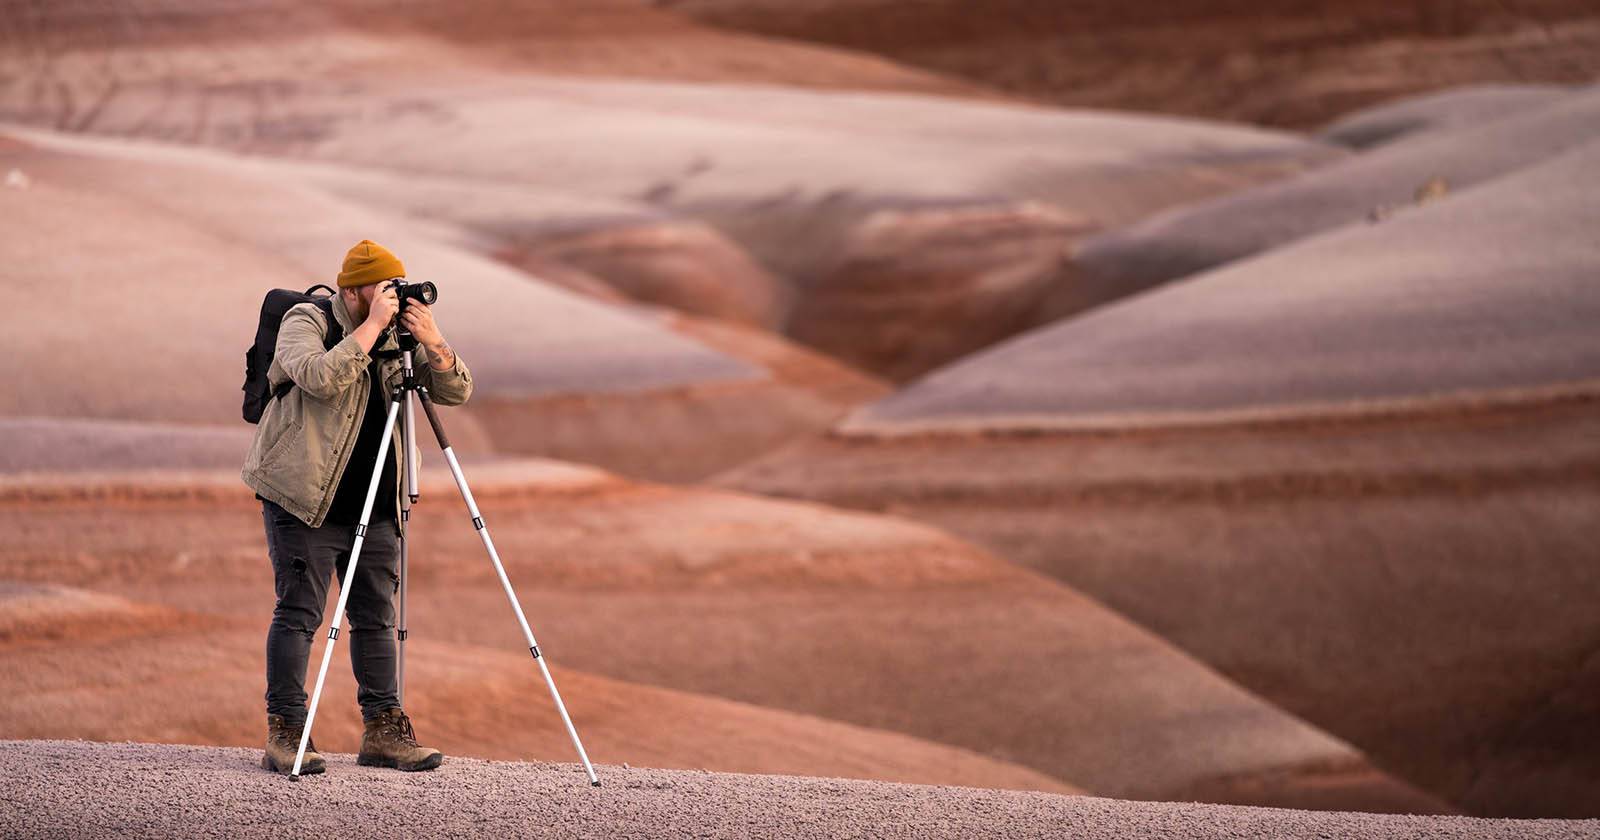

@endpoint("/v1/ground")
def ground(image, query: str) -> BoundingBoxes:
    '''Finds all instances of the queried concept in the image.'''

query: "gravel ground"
[3,740,1596,840]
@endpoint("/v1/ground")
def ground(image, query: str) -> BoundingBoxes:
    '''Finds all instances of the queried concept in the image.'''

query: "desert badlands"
[1,1,1598,837]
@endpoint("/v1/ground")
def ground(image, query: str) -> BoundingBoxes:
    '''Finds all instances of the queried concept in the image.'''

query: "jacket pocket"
[255,419,306,492]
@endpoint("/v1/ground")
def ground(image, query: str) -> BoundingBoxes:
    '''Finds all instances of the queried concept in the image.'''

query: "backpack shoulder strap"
[269,291,345,401]
[310,295,343,350]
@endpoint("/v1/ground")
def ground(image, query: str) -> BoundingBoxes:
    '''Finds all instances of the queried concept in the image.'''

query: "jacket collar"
[330,288,356,334]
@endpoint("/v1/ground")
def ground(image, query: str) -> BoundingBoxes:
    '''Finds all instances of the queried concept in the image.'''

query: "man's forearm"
[426,340,456,371]
[350,320,386,356]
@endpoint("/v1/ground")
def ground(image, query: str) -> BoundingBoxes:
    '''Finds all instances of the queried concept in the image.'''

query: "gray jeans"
[262,500,400,726]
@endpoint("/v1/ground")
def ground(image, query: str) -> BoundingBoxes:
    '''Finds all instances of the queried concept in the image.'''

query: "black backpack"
[242,284,345,423]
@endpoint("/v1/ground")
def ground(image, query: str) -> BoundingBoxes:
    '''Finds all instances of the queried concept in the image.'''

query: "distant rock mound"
[0,13,1342,384]
[848,140,1600,434]
[0,127,886,480]
[661,0,1600,128]
[715,142,1600,816]
[0,0,985,105]
[1070,86,1600,305]
[786,201,1095,382]
[502,220,790,330]
[1318,83,1578,148]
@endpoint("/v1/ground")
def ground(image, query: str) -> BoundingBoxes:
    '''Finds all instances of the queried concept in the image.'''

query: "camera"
[386,279,437,345]
[388,278,438,316]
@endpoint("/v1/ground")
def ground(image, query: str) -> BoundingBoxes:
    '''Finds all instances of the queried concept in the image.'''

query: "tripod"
[288,328,600,786]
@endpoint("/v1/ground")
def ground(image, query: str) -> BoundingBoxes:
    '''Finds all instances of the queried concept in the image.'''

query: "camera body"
[386,279,438,347]
[388,278,438,317]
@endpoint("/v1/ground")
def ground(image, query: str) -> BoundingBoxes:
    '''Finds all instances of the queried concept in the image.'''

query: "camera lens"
[414,281,438,305]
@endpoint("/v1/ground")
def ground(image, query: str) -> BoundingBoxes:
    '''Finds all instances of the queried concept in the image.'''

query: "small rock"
[1414,174,1449,204]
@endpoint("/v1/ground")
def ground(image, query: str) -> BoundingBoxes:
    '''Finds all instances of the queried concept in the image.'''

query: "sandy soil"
[9,740,1593,840]
[663,0,1600,129]
[0,466,1448,812]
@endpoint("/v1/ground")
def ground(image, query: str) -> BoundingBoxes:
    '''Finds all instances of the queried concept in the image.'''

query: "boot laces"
[272,722,316,754]
[387,711,420,746]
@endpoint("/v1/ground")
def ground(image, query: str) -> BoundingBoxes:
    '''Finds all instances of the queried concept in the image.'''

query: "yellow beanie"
[336,239,405,288]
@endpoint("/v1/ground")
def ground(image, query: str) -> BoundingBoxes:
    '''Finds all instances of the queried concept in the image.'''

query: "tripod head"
[391,325,421,352]
[386,278,438,351]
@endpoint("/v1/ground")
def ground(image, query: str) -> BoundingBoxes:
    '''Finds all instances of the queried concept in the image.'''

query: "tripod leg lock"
[472,517,485,531]
[397,629,409,641]
[530,645,542,659]
[355,524,367,537]
[329,627,340,641]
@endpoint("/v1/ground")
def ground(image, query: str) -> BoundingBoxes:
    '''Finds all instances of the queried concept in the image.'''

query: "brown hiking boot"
[262,714,325,775]
[358,707,443,772]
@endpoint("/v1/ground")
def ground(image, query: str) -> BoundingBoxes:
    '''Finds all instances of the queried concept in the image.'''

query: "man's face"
[343,280,392,324]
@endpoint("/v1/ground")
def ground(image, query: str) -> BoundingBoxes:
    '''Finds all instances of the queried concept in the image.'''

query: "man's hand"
[348,283,399,356]
[366,284,400,329]
[400,302,456,370]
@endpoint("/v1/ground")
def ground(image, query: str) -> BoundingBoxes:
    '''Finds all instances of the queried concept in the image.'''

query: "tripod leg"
[404,389,420,502]
[397,485,410,707]
[399,368,420,705]
[290,397,403,780]
[417,392,601,787]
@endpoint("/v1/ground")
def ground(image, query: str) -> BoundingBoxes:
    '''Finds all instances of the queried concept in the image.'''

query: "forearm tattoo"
[430,342,456,370]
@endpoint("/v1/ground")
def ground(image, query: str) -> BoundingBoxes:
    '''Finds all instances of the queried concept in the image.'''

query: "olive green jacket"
[242,293,473,527]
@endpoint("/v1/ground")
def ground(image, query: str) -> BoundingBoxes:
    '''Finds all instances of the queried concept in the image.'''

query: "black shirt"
[324,359,398,525]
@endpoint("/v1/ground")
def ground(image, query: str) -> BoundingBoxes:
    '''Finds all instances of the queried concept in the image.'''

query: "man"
[242,240,473,775]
